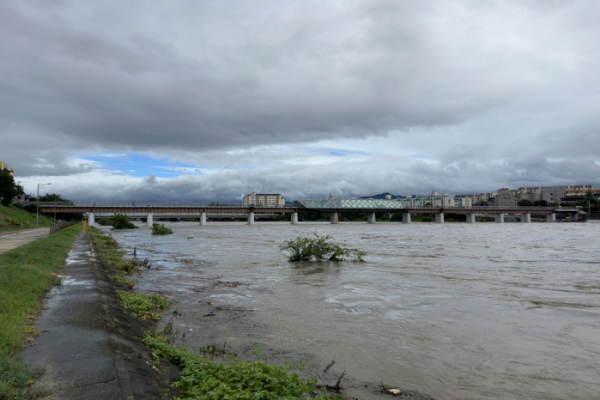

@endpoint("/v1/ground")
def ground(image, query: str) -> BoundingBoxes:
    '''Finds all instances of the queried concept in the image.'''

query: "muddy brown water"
[103,221,600,400]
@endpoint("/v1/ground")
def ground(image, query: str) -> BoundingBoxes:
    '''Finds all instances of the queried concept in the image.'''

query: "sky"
[2,0,599,203]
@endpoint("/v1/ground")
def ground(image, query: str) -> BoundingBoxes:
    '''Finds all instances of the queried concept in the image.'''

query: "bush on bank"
[0,223,81,399]
[279,233,366,262]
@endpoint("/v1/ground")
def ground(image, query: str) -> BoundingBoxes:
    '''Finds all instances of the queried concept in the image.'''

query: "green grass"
[88,227,141,274]
[117,291,168,321]
[143,337,346,400]
[0,223,81,399]
[0,205,54,230]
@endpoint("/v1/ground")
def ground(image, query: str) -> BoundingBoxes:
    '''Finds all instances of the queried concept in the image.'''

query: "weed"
[110,275,134,289]
[117,291,168,321]
[143,335,343,400]
[0,356,49,400]
[279,233,366,262]
[151,223,173,235]
[88,228,141,274]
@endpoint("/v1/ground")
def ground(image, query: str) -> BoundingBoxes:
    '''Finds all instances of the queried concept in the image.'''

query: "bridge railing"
[405,206,555,211]
[51,202,300,208]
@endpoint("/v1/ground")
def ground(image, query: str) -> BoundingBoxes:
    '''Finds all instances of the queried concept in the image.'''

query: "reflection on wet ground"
[106,221,600,400]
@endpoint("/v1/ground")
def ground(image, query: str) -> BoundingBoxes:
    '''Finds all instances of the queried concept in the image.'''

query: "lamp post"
[36,183,51,227]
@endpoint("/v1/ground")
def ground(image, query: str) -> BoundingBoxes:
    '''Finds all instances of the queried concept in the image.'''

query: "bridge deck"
[40,205,555,215]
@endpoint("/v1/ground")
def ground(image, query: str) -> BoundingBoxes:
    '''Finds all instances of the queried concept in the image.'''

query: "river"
[104,221,600,400]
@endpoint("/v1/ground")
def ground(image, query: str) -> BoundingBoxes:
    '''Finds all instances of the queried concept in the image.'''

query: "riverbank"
[86,226,364,399]
[0,224,80,399]
[21,230,180,399]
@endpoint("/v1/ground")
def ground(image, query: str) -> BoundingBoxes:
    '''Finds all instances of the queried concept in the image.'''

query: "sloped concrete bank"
[22,233,180,400]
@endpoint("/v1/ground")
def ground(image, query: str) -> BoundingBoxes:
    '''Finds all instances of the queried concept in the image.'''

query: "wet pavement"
[21,233,179,399]
[0,227,49,255]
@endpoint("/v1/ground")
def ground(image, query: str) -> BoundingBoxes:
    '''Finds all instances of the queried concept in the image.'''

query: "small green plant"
[0,356,48,400]
[110,275,134,289]
[142,335,343,400]
[151,223,173,235]
[279,233,366,262]
[117,291,168,321]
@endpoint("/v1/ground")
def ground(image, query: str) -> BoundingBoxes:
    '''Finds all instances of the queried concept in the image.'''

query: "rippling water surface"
[109,221,600,400]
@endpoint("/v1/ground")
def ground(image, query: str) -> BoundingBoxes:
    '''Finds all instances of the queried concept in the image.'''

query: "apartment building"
[242,193,286,207]
[0,161,14,177]
[402,192,456,207]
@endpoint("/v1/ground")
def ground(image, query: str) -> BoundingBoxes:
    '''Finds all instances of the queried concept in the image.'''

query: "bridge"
[39,198,560,226]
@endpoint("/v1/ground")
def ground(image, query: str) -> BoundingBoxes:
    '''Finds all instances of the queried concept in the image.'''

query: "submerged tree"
[279,233,366,262]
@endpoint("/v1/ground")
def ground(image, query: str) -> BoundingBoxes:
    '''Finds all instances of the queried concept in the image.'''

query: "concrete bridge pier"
[521,213,531,223]
[200,212,207,226]
[435,213,445,224]
[402,213,411,224]
[291,212,298,225]
[146,212,153,227]
[495,213,504,223]
[546,214,556,223]
[330,213,338,224]
[247,212,255,225]
[466,214,476,223]
[88,212,95,226]
[367,212,376,224]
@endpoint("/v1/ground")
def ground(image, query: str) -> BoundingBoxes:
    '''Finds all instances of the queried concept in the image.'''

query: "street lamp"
[36,183,51,227]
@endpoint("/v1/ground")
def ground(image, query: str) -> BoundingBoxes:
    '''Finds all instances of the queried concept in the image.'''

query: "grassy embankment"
[0,205,55,233]
[0,223,81,399]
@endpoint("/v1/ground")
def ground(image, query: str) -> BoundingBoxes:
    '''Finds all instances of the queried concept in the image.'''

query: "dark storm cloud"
[2,0,600,197]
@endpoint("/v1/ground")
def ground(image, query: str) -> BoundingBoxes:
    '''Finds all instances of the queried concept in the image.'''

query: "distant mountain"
[360,192,406,200]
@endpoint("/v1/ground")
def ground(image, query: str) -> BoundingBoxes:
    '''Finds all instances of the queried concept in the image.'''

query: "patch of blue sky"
[79,152,205,177]
[301,147,370,157]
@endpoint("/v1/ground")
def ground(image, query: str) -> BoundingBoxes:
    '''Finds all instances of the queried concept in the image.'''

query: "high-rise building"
[0,161,14,177]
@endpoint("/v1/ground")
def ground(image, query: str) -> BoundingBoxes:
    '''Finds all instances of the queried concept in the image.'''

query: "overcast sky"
[2,0,599,202]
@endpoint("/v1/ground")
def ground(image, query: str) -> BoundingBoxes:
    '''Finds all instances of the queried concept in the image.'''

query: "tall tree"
[39,193,66,201]
[0,170,24,206]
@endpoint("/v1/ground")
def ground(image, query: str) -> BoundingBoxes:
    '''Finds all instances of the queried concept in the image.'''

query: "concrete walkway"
[21,234,178,399]
[0,227,49,255]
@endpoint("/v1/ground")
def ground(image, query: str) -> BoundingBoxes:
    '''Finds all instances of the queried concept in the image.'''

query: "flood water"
[107,221,600,400]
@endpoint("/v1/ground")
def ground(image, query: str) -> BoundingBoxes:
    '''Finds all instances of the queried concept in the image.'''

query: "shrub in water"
[110,214,138,229]
[279,233,365,262]
[151,223,173,235]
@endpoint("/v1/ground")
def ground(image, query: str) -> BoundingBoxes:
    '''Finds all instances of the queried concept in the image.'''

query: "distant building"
[243,193,285,207]
[540,186,566,204]
[401,192,455,207]
[494,195,517,207]
[0,161,14,177]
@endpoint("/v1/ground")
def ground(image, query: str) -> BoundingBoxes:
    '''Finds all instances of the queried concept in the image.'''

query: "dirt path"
[0,227,49,255]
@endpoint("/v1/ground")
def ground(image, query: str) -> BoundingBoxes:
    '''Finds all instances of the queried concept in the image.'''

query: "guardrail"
[50,221,77,234]
[41,203,557,211]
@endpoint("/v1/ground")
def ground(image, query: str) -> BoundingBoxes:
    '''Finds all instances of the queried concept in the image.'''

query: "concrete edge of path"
[21,231,181,400]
